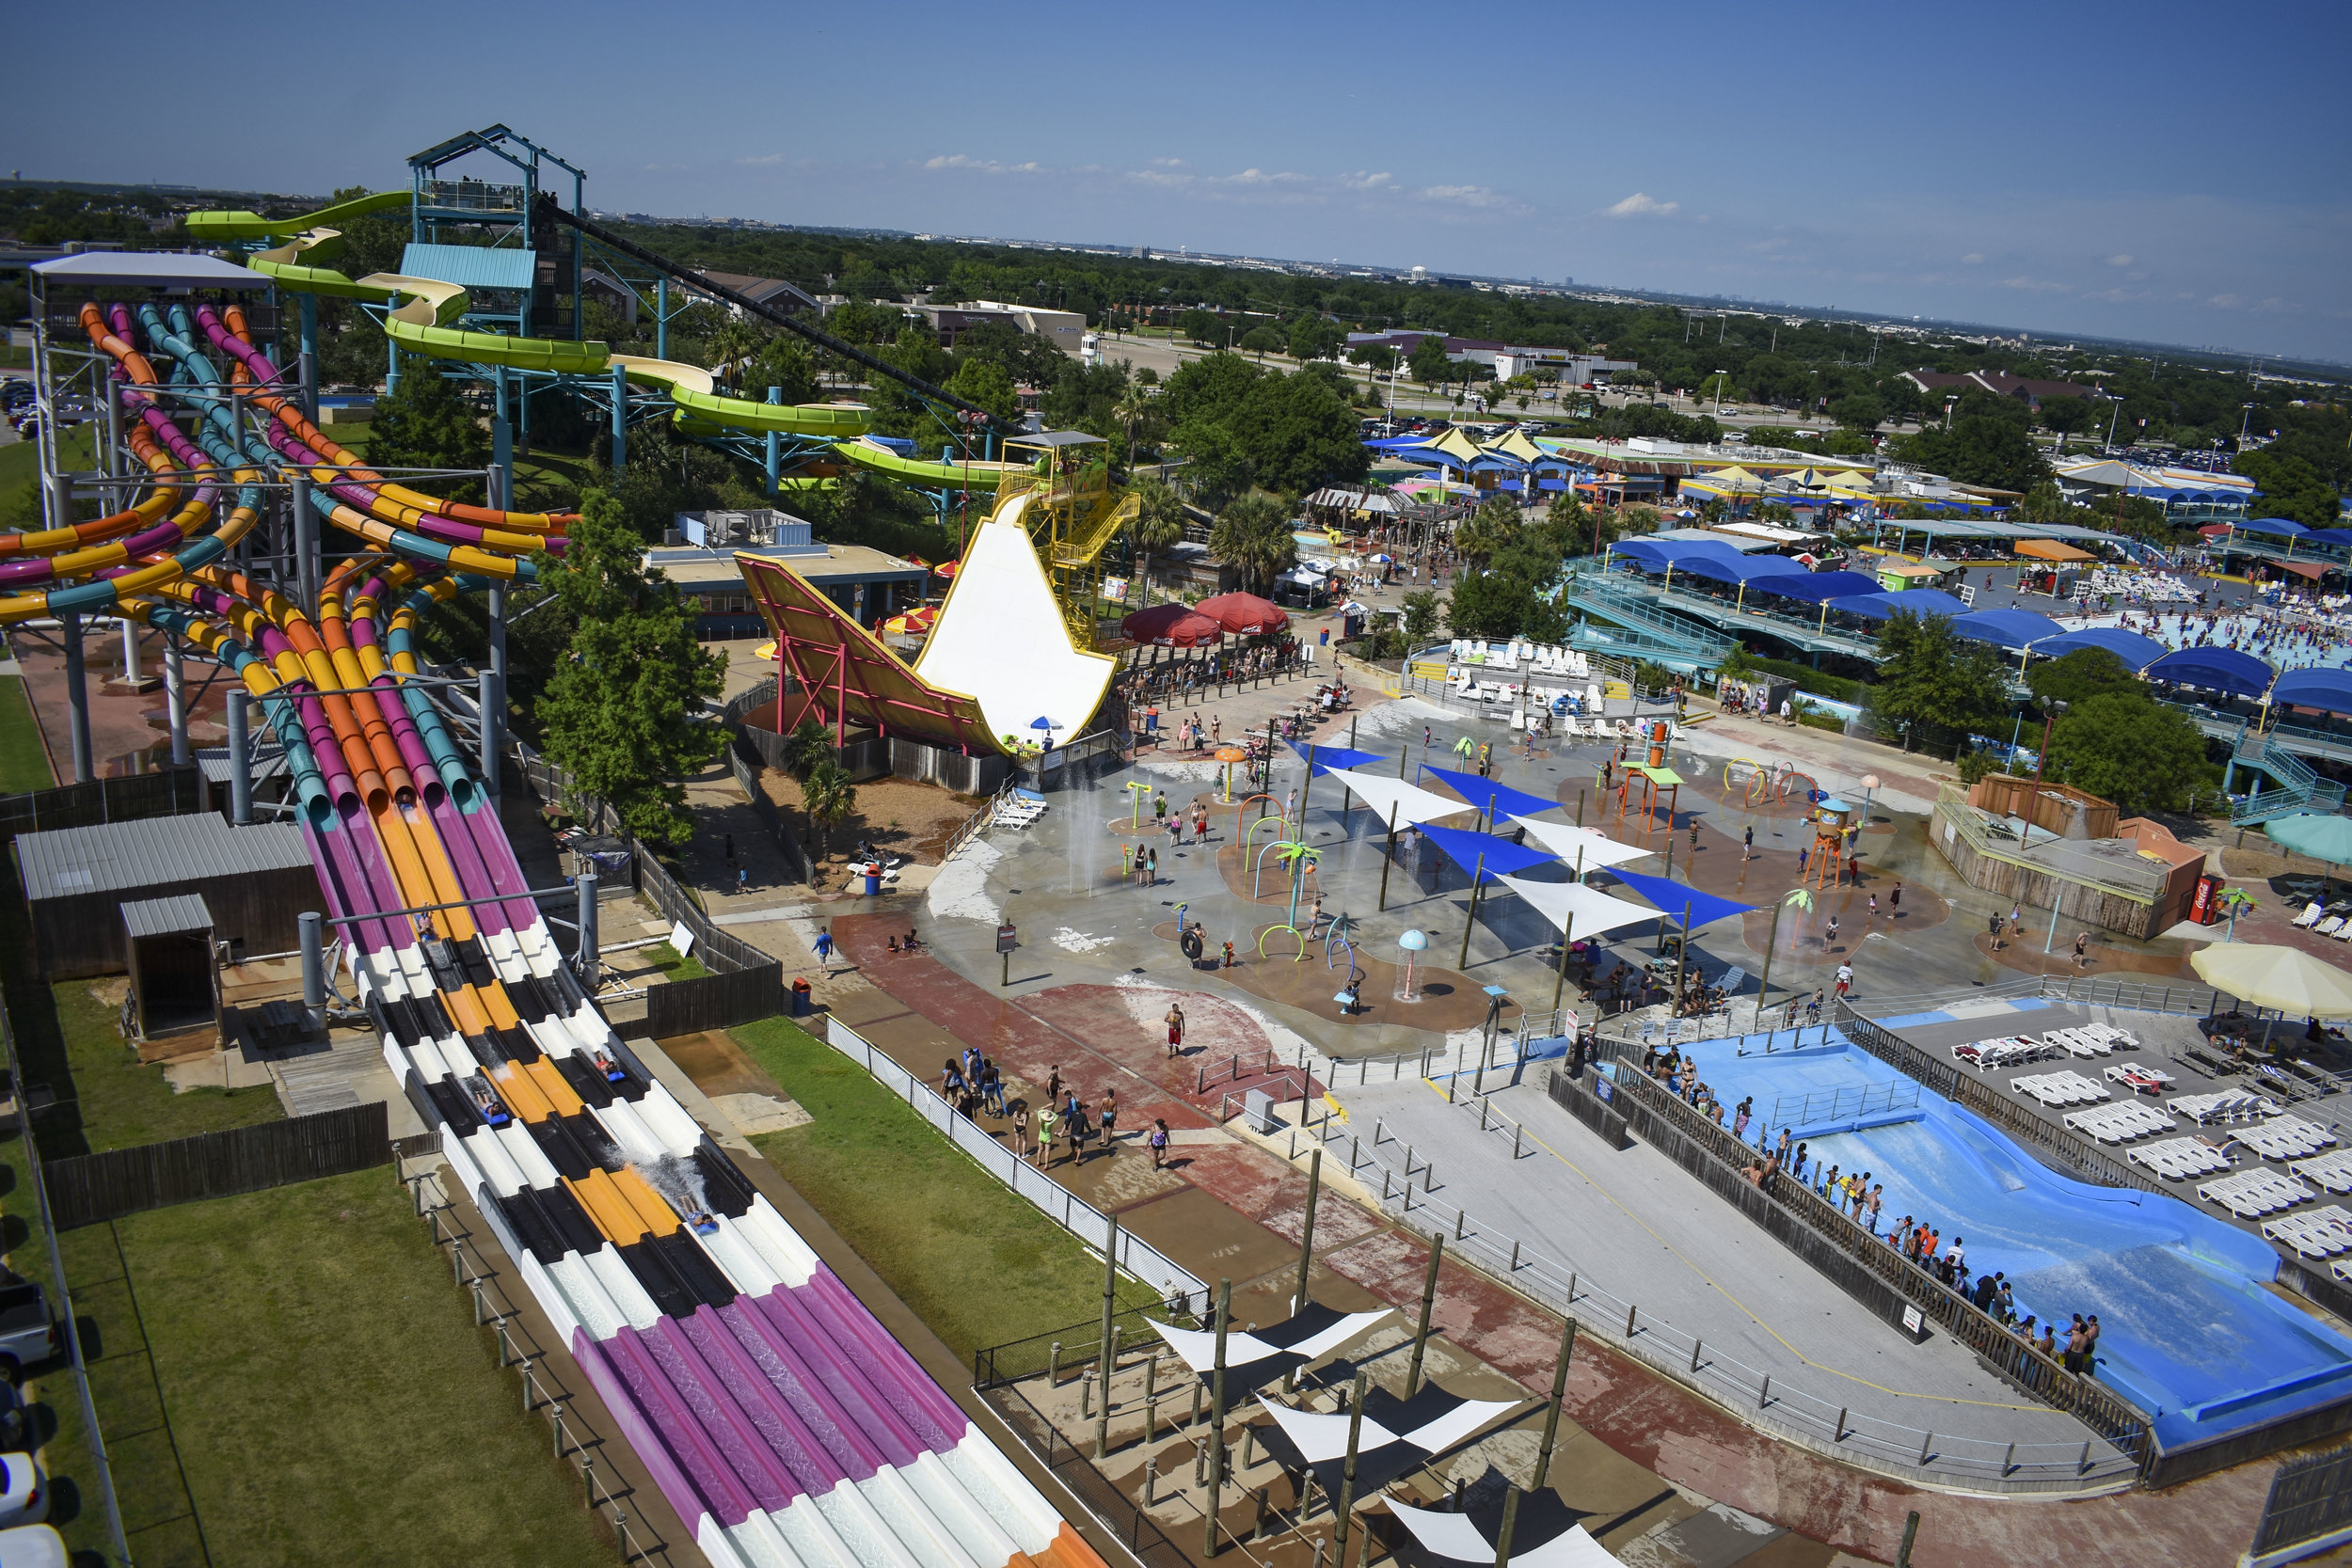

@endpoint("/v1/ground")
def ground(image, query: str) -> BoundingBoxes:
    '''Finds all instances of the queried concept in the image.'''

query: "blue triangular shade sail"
[1419,823,1556,882]
[1419,765,1558,822]
[1602,867,1756,928]
[1287,739,1390,775]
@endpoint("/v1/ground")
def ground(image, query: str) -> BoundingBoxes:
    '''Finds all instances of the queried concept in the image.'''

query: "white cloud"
[1996,275,2070,293]
[1420,183,1511,209]
[1961,253,1984,264]
[2106,253,2135,267]
[1608,192,1678,217]
[735,153,786,166]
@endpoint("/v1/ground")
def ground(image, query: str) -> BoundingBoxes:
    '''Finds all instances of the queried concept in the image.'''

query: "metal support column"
[575,873,600,982]
[62,608,90,784]
[299,911,326,1031]
[610,363,628,474]
[119,616,140,688]
[656,277,668,361]
[103,378,122,477]
[298,292,319,425]
[765,386,782,497]
[164,634,189,766]
[478,669,501,798]
[292,473,315,615]
[226,689,252,824]
[491,368,514,506]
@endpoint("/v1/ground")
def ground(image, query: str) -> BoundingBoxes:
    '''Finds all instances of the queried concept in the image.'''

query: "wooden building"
[16,815,316,980]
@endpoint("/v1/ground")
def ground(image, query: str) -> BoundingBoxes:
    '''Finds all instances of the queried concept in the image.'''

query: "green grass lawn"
[730,1016,1160,1362]
[42,979,282,1156]
[55,1166,608,1567]
[643,942,712,982]
[0,675,54,795]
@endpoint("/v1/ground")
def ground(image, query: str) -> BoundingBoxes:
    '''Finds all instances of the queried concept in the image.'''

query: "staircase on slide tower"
[2223,722,2348,826]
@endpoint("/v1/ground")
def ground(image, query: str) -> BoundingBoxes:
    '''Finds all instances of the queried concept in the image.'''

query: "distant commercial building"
[1344,332,1635,383]
[691,271,823,319]
[1897,369,2095,409]
[652,510,930,637]
[911,299,1087,355]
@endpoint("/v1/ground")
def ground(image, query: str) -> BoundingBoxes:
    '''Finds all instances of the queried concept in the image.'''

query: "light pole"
[1944,395,1958,431]
[2103,393,2123,453]
[2238,403,2255,450]
[2018,697,2069,854]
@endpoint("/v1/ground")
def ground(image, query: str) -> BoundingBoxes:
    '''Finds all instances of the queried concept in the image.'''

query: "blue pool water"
[1638,1035,2352,1449]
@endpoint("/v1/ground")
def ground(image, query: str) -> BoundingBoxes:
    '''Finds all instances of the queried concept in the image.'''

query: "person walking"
[1036,1099,1060,1167]
[2074,930,2090,967]
[1066,1097,1091,1164]
[1989,911,2005,950]
[2084,1313,2102,1375]
[1824,912,1839,947]
[1144,844,1158,884]
[1046,1065,1064,1109]
[1154,792,1169,826]
[1867,893,1879,919]
[1149,1118,1170,1169]
[1889,881,1901,914]
[813,925,835,975]
[1165,1003,1186,1058]
[1835,961,1853,999]
[1742,823,1754,862]
[981,1057,1005,1116]
[1010,1101,1031,1160]
[1098,1088,1120,1154]
[1797,845,1809,878]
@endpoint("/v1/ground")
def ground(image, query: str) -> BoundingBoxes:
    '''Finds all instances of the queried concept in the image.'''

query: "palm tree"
[1112,383,1155,472]
[802,758,858,867]
[1452,496,1521,569]
[1210,493,1296,595]
[1125,477,1185,607]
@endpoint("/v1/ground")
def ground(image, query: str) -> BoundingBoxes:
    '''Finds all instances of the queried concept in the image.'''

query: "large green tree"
[2046,692,2216,816]
[534,488,728,849]
[1895,392,2052,494]
[2026,647,2142,712]
[1867,610,2010,752]
[1123,476,1185,604]
[370,356,490,492]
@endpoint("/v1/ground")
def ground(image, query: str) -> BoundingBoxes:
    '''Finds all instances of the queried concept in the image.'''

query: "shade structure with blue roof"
[2303,529,2352,549]
[1743,570,1883,603]
[2235,517,2312,539]
[1612,538,1745,572]
[1419,765,1559,823]
[2030,626,2167,670]
[1419,823,1556,882]
[2147,645,2274,699]
[2272,668,2352,717]
[1949,608,2065,650]
[1602,868,1756,930]
[1672,551,1819,588]
[1828,589,1971,621]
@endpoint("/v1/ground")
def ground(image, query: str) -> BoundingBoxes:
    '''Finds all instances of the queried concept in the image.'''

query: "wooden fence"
[46,1101,391,1230]
[0,765,207,845]
[645,963,786,1039]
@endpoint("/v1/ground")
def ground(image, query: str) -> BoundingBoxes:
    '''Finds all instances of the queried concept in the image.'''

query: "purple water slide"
[453,801,548,945]
[301,813,399,960]
[783,1269,970,1449]
[643,1314,807,1515]
[578,1326,761,1528]
[717,1289,900,1480]
[686,1302,863,1494]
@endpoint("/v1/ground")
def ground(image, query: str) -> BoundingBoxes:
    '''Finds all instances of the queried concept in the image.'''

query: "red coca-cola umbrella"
[1120,603,1224,647]
[1194,592,1289,636]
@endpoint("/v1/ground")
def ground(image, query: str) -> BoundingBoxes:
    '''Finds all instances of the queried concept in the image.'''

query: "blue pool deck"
[1621,1026,2352,1450]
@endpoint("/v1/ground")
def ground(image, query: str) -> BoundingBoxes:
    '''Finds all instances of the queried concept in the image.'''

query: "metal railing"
[822,1022,1205,1309]
[1767,1079,1922,1131]
[1298,1071,2144,1490]
[399,1164,667,1563]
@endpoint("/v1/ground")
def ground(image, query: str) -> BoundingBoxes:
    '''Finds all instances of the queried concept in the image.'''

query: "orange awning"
[2275,559,2333,580]
[2015,539,2092,562]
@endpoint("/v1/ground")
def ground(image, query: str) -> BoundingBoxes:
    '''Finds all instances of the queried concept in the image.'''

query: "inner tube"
[1180,927,1205,960]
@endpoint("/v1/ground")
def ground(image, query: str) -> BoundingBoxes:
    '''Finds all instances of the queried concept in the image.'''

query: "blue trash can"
[865,866,882,896]
[790,978,812,1016]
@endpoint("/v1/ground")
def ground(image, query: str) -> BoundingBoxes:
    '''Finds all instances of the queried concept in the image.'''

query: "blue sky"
[13,0,2350,360]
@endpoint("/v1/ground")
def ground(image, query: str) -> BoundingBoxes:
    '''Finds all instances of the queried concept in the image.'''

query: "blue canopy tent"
[1742,570,1882,603]
[2235,517,2312,540]
[2302,529,2352,549]
[1949,609,2065,651]
[2029,626,2167,670]
[2145,646,2274,699]
[1287,739,1390,776]
[1601,868,1756,943]
[1419,766,1558,823]
[1672,551,1816,589]
[1419,823,1556,881]
[2271,668,2352,718]
[1826,589,1971,621]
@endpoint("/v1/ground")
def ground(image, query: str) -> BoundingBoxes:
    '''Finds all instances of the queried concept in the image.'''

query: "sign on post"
[996,924,1019,954]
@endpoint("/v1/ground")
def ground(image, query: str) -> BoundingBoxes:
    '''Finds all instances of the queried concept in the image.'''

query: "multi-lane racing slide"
[8,233,1111,1565]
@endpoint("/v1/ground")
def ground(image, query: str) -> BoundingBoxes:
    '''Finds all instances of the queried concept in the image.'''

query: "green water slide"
[183,189,412,242]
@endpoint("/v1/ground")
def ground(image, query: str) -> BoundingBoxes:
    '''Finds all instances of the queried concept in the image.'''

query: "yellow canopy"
[2190,943,2352,1018]
[1430,427,1486,464]
[2015,538,2093,562]
[1488,431,1547,464]
[1703,465,1768,491]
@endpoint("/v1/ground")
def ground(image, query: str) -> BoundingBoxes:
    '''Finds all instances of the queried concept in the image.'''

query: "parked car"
[0,1284,56,1376]
[0,1456,45,1528]
[0,1525,63,1568]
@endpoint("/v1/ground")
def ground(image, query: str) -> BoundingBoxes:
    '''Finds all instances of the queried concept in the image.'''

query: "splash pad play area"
[1605,1027,2352,1462]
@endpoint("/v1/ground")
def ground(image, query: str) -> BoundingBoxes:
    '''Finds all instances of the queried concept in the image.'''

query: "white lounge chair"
[2290,1149,2352,1195]
[2293,901,2326,930]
